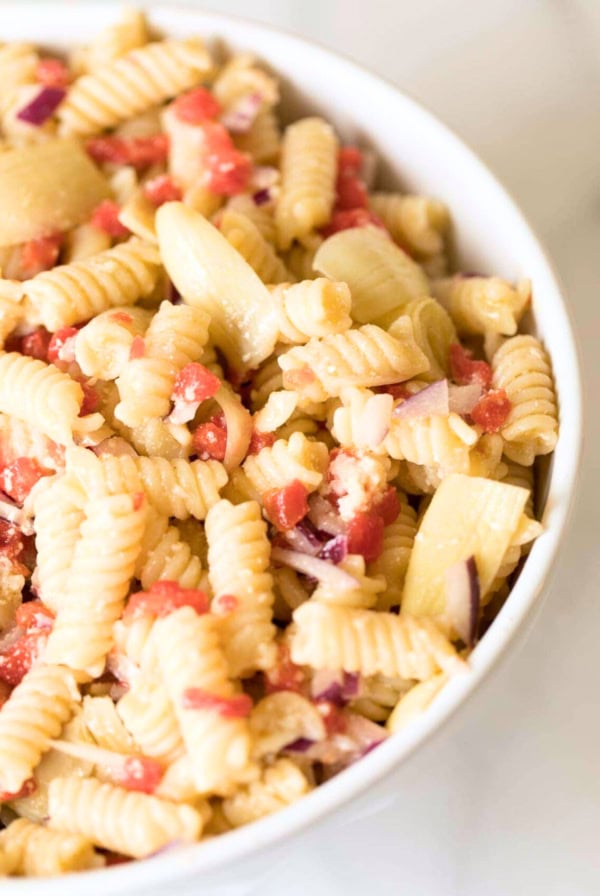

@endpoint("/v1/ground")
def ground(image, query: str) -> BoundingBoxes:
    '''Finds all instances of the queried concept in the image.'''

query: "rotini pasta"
[391,297,456,382]
[270,278,352,343]
[220,209,291,284]
[75,306,153,380]
[369,193,450,259]
[432,274,531,336]
[369,497,418,610]
[243,431,328,495]
[222,759,310,827]
[0,818,103,876]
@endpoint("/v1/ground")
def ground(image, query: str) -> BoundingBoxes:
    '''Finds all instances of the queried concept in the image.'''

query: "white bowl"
[2,4,582,894]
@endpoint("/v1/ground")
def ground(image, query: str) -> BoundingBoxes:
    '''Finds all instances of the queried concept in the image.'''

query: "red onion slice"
[271,547,360,589]
[284,737,315,753]
[393,379,449,419]
[220,92,262,133]
[445,555,480,646]
[318,534,348,565]
[17,87,65,125]
[284,525,321,557]
[448,383,483,416]
[311,669,359,705]
[307,494,346,536]
[252,188,271,206]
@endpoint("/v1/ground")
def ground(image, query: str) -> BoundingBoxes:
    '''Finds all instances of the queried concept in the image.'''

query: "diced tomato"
[0,630,47,686]
[143,174,182,207]
[86,135,169,169]
[449,343,493,390]
[192,415,228,462]
[346,511,384,563]
[111,756,163,794]
[90,200,130,238]
[47,326,78,364]
[470,388,512,433]
[263,480,309,531]
[373,486,400,526]
[20,234,62,278]
[124,580,210,620]
[172,363,221,404]
[0,777,36,802]
[316,700,347,736]
[15,600,54,632]
[321,208,386,238]
[129,336,145,360]
[36,57,70,89]
[336,176,368,210]
[247,429,276,456]
[264,644,305,695]
[201,122,252,196]
[0,519,25,561]
[338,146,363,177]
[109,311,134,325]
[0,458,52,504]
[172,86,221,123]
[20,327,51,361]
[212,593,239,615]
[379,383,412,401]
[181,688,253,718]
[79,381,100,416]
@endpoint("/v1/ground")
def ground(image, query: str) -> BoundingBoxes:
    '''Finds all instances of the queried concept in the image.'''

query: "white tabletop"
[190,0,599,892]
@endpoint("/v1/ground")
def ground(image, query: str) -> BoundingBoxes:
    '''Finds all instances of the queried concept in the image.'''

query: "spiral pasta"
[117,675,184,764]
[369,193,450,259]
[224,195,277,244]
[213,53,279,110]
[205,499,276,677]
[0,44,37,103]
[0,352,90,445]
[222,759,309,827]
[432,275,531,337]
[292,603,465,679]
[154,606,253,793]
[23,239,161,332]
[58,40,213,137]
[47,776,203,858]
[369,498,418,611]
[0,413,64,471]
[270,278,352,344]
[0,664,81,795]
[384,411,478,473]
[312,554,385,609]
[115,301,210,427]
[63,222,112,264]
[77,7,149,73]
[0,818,103,876]
[44,493,146,677]
[284,233,322,282]
[220,209,290,284]
[392,297,456,382]
[491,335,558,465]
[279,321,429,402]
[32,475,85,612]
[276,117,338,249]
[75,306,153,380]
[135,509,204,590]
[112,614,155,669]
[234,108,281,164]
[67,448,228,520]
[242,431,328,495]
[80,695,137,754]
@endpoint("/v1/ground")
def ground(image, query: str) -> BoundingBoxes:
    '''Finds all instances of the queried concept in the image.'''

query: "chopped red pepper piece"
[201,122,252,196]
[346,511,384,563]
[379,383,412,401]
[0,519,25,562]
[316,700,347,736]
[0,458,52,504]
[172,363,221,404]
[449,343,493,390]
[321,208,386,238]
[20,327,51,362]
[192,414,227,462]
[247,429,276,456]
[181,688,253,718]
[15,600,55,632]
[172,86,221,123]
[264,643,305,695]
[47,326,78,365]
[373,486,400,526]
[470,388,512,433]
[87,135,169,169]
[0,630,48,686]
[263,480,309,531]
[0,777,36,802]
[143,174,182,207]
[124,580,210,620]
[337,146,363,177]
[36,57,70,89]
[111,756,163,794]
[90,200,130,238]
[20,235,62,278]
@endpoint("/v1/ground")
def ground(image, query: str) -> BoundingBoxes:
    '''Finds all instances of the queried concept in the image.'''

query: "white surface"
[182,1,599,894]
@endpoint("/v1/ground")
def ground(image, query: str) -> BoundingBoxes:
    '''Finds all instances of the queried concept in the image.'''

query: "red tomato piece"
[449,343,493,390]
[47,326,78,364]
[338,146,363,177]
[0,458,52,504]
[111,756,163,794]
[321,208,386,238]
[181,688,253,718]
[316,700,347,736]
[129,336,145,360]
[36,57,70,89]
[124,580,210,620]
[346,511,384,563]
[470,388,512,433]
[172,86,221,123]
[79,381,100,416]
[247,429,276,456]
[264,644,305,695]
[0,630,48,686]
[192,416,228,462]
[172,363,221,404]
[379,383,412,401]
[373,486,400,526]
[201,122,252,196]
[20,327,51,362]
[0,777,36,801]
[86,135,169,169]
[335,175,368,210]
[0,519,24,561]
[15,600,55,632]
[20,235,62,278]
[262,480,309,531]
[143,174,182,207]
[90,200,130,238]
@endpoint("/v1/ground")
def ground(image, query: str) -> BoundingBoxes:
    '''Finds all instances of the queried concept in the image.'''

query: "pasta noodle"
[75,306,153,380]
[391,297,456,382]
[270,278,352,343]
[369,497,418,611]
[242,431,328,495]
[220,209,291,284]
[222,759,310,827]
[432,275,531,336]
[369,193,450,259]
[0,818,103,876]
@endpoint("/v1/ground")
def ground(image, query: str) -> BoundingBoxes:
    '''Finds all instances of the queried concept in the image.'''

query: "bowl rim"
[1,3,583,892]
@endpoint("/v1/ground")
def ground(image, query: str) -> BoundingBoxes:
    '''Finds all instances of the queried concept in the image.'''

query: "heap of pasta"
[0,8,558,876]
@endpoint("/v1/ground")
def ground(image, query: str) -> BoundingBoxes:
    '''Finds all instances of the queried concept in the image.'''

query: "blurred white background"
[180,0,599,893]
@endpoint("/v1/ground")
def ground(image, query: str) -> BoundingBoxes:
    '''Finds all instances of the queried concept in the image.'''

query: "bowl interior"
[0,4,582,894]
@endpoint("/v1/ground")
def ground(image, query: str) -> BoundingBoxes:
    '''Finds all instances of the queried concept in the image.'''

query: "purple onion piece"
[445,555,480,646]
[284,737,315,753]
[318,534,348,565]
[17,87,66,125]
[342,671,360,698]
[393,379,449,419]
[360,740,384,757]
[252,188,271,206]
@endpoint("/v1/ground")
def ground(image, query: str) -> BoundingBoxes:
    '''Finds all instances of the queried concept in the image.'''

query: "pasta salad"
[0,8,558,876]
